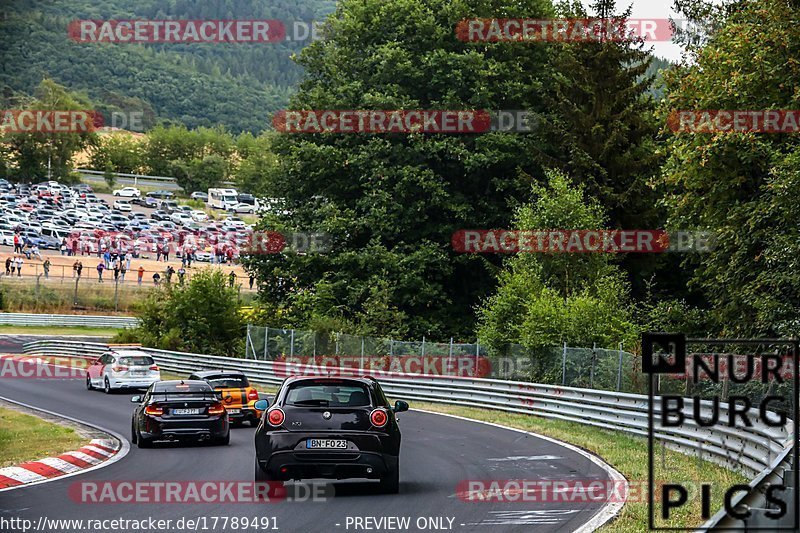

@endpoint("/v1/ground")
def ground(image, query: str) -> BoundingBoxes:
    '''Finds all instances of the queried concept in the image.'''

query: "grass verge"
[409,401,748,532]
[0,325,118,336]
[0,407,88,467]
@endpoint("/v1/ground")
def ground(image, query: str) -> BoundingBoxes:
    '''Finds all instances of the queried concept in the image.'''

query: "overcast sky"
[582,0,685,61]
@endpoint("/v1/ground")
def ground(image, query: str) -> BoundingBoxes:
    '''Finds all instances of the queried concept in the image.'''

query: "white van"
[208,188,239,210]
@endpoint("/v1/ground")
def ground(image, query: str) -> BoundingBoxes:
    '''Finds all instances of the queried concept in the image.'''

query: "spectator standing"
[103,250,111,269]
[76,261,83,278]
[249,274,255,290]
[43,258,51,279]
[165,265,175,284]
[5,257,11,276]
[60,239,67,256]
[177,266,186,285]
[137,266,145,285]
[13,233,21,254]
[120,263,127,282]
[113,262,120,282]
[71,238,78,256]
[229,270,236,288]
[73,260,79,278]
[14,255,23,277]
[156,244,163,262]
[163,244,170,262]
[124,253,131,271]
[96,262,105,282]
[152,272,161,286]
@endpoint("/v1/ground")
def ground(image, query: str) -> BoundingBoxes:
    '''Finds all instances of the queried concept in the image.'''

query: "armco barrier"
[20,339,797,530]
[0,313,138,328]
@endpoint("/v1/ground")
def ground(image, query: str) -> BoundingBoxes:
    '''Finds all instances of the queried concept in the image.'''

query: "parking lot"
[0,180,256,288]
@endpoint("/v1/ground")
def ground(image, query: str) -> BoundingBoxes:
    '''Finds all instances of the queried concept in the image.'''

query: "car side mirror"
[254,399,269,411]
[130,395,142,403]
[393,400,409,413]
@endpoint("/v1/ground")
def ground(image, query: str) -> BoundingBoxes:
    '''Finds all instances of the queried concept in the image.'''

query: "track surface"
[0,342,614,532]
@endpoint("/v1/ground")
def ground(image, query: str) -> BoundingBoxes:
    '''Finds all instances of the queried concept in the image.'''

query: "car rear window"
[204,375,249,388]
[119,356,154,366]
[153,381,211,393]
[286,382,372,407]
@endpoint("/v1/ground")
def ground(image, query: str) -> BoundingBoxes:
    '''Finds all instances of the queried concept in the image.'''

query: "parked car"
[113,199,133,211]
[113,186,141,198]
[133,196,159,208]
[147,190,175,199]
[190,191,209,202]
[190,210,208,222]
[227,202,256,214]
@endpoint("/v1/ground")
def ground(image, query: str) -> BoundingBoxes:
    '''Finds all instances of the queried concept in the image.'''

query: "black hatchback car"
[130,380,230,448]
[253,376,409,493]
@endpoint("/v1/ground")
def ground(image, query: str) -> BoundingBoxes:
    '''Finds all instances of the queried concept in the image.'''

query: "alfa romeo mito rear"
[253,376,408,493]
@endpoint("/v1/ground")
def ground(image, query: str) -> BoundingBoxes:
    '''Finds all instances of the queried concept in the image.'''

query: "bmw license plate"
[172,408,201,415]
[307,439,347,449]
[226,408,241,414]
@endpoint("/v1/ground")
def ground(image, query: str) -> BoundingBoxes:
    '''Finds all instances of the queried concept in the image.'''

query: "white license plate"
[307,439,347,449]
[130,371,146,376]
[226,408,241,414]
[172,408,201,415]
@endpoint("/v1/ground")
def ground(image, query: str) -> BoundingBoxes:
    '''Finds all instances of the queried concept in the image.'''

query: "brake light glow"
[267,408,285,427]
[149,365,159,371]
[370,409,388,427]
[144,405,163,416]
[208,402,225,415]
[111,365,129,373]
[247,388,258,401]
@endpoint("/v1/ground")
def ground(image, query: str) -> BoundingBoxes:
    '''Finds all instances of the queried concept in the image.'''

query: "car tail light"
[144,405,163,416]
[267,408,285,427]
[149,365,159,371]
[247,388,258,401]
[111,365,128,373]
[370,409,388,428]
[208,402,225,416]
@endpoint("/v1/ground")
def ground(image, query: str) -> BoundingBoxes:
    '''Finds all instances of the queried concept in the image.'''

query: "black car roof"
[152,379,212,392]
[192,370,245,378]
[283,375,377,386]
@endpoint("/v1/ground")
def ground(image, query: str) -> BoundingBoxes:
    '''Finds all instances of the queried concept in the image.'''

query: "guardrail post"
[421,336,426,357]
[475,341,479,378]
[589,342,597,388]
[616,342,624,391]
[562,342,567,386]
[263,327,269,360]
[448,338,453,377]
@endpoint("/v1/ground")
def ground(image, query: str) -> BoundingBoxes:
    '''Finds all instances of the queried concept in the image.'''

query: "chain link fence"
[244,324,640,392]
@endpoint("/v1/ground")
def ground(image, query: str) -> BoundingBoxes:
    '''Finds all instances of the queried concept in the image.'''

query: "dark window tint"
[286,382,371,407]
[204,375,249,388]
[118,356,154,366]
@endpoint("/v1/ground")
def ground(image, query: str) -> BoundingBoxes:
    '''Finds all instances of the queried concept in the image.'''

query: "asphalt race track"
[0,345,615,532]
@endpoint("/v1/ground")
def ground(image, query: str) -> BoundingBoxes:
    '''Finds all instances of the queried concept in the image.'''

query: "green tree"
[4,78,99,181]
[245,0,560,339]
[88,133,144,174]
[477,171,638,352]
[128,269,244,356]
[661,0,800,336]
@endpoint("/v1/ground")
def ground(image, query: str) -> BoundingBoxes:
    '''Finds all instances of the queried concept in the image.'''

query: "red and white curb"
[0,439,121,489]
[0,397,130,492]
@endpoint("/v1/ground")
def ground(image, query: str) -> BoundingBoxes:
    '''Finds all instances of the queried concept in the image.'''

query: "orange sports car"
[188,370,264,426]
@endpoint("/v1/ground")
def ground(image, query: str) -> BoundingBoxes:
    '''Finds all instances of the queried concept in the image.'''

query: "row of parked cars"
[0,179,255,257]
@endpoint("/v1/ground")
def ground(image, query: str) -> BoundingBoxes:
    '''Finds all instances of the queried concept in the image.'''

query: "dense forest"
[0,0,335,132]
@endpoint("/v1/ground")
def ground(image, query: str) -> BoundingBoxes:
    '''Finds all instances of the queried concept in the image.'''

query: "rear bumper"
[226,407,261,422]
[139,416,229,441]
[259,451,395,481]
[110,376,160,389]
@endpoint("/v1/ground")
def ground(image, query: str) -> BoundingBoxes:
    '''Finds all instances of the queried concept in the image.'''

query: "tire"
[136,432,152,448]
[103,377,112,394]
[131,420,138,444]
[254,457,274,482]
[215,432,230,446]
[379,460,399,494]
[86,374,94,390]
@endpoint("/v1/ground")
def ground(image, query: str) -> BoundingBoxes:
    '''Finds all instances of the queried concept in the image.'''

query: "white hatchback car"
[86,349,161,394]
[113,199,133,211]
[190,210,208,222]
[113,186,141,198]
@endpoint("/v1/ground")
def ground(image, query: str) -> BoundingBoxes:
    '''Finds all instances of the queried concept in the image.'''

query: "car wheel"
[131,420,138,444]
[103,377,112,394]
[136,431,152,448]
[215,432,230,446]
[379,461,399,494]
[254,457,274,482]
[86,374,94,390]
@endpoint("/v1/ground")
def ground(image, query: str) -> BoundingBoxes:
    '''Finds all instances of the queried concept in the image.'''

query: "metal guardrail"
[20,339,797,530]
[0,313,138,328]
